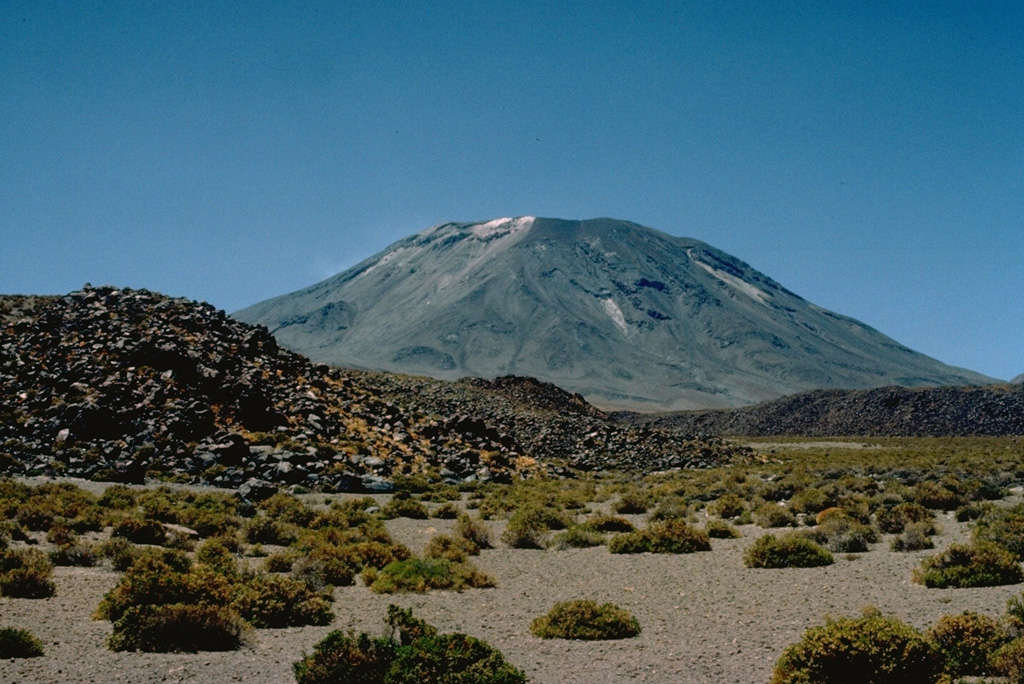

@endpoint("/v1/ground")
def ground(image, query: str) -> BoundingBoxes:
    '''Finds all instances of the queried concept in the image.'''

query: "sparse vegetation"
[608,519,711,554]
[770,609,942,684]
[0,626,45,658]
[530,599,640,640]
[744,533,833,569]
[912,541,1024,588]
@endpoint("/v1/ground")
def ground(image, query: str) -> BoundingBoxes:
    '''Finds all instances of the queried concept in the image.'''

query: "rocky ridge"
[614,384,1024,437]
[0,287,742,491]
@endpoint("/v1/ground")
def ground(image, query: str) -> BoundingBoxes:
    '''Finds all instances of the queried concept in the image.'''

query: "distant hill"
[0,287,742,488]
[1012,374,1024,384]
[235,217,991,411]
[613,384,1024,437]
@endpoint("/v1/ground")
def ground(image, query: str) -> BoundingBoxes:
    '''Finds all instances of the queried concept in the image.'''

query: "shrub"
[293,607,526,684]
[927,611,1008,676]
[107,603,246,652]
[195,539,239,576]
[752,503,796,528]
[993,637,1024,683]
[111,517,167,546]
[744,533,833,569]
[530,600,640,640]
[647,498,692,522]
[974,504,1024,561]
[231,574,334,628]
[264,551,297,573]
[0,626,45,658]
[802,514,878,553]
[788,487,834,515]
[709,493,747,519]
[612,492,649,515]
[0,548,56,598]
[97,537,141,571]
[608,520,711,554]
[431,502,460,519]
[875,502,934,534]
[50,541,97,567]
[381,496,429,520]
[243,515,297,546]
[293,630,395,684]
[453,514,493,552]
[424,534,477,562]
[770,611,942,684]
[367,557,495,594]
[891,521,936,552]
[581,513,634,533]
[501,504,570,549]
[913,541,1024,588]
[911,481,965,511]
[705,519,742,539]
[550,526,606,550]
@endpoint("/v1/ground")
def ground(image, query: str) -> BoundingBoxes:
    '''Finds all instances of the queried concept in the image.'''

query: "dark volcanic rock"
[615,384,1024,437]
[0,286,744,489]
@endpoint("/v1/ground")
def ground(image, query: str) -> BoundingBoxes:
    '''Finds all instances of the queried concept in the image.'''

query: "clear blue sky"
[2,1,1021,380]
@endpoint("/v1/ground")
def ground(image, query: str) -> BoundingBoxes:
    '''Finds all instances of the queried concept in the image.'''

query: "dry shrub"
[913,541,1024,588]
[744,533,833,569]
[530,600,640,640]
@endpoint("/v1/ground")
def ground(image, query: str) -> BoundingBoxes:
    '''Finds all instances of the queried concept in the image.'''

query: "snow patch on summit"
[471,216,535,239]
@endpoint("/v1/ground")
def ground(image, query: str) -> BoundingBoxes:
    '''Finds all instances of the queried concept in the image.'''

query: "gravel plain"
[1,496,1020,684]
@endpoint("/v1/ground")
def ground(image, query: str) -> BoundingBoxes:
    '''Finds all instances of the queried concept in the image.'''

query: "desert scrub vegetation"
[608,519,710,554]
[912,541,1024,588]
[0,626,45,658]
[744,533,833,569]
[800,511,878,553]
[96,547,333,651]
[0,547,56,598]
[530,599,640,640]
[550,525,606,549]
[500,502,572,549]
[875,501,934,534]
[363,556,495,594]
[927,611,1009,678]
[770,608,942,684]
[705,519,741,539]
[890,521,936,551]
[293,605,527,684]
[751,502,797,528]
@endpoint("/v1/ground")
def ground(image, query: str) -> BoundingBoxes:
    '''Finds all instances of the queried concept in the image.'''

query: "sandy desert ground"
[1,487,1020,684]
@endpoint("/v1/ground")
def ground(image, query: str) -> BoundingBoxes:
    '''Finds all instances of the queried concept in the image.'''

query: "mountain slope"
[613,383,1024,437]
[236,217,991,410]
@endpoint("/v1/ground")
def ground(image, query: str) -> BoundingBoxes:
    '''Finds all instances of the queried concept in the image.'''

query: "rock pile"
[0,287,742,492]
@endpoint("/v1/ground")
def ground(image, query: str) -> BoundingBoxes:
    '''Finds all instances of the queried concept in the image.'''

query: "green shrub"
[927,611,1008,676]
[50,541,97,567]
[501,504,570,549]
[788,487,834,515]
[705,519,742,539]
[453,514,493,552]
[424,534,478,562]
[974,504,1024,561]
[612,492,649,515]
[381,496,429,520]
[891,521,936,552]
[231,574,333,628]
[0,626,44,658]
[111,517,167,545]
[97,537,141,571]
[911,481,965,511]
[993,637,1024,683]
[264,551,297,573]
[530,600,640,640]
[550,526,606,550]
[744,533,833,569]
[0,548,56,598]
[709,493,748,519]
[647,498,692,522]
[770,611,942,684]
[607,520,711,554]
[293,630,395,684]
[367,557,495,594]
[195,539,239,576]
[243,515,297,546]
[913,542,1024,588]
[875,502,934,534]
[293,606,526,684]
[431,502,460,519]
[752,503,796,528]
[802,514,878,553]
[107,603,246,652]
[581,513,634,533]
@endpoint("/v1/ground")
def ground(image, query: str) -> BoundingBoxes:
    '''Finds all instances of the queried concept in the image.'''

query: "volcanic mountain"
[235,217,990,410]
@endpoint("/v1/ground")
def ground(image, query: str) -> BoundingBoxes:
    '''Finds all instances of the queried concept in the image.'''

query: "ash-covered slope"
[236,217,990,410]
[615,383,1024,437]
[0,286,740,488]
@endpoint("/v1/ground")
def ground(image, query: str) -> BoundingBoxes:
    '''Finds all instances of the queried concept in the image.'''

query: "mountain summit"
[235,217,990,410]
